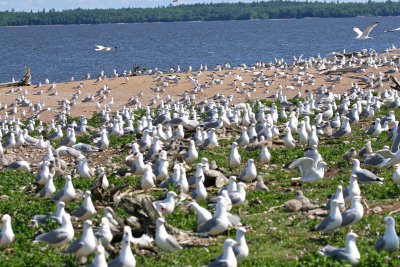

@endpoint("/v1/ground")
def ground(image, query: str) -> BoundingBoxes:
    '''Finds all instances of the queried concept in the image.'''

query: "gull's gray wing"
[64,238,83,253]
[314,215,336,231]
[166,236,182,250]
[289,157,314,177]
[341,209,359,226]
[71,205,87,218]
[375,237,386,251]
[51,189,65,201]
[35,229,69,244]
[363,21,379,36]
[197,217,218,233]
[108,256,124,267]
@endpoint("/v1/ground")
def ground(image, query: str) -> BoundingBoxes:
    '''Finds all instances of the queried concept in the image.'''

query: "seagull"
[0,214,15,247]
[229,142,241,168]
[375,216,399,252]
[33,213,74,247]
[318,231,360,265]
[95,217,113,248]
[86,245,108,267]
[228,182,246,207]
[108,226,136,267]
[314,199,342,233]
[51,175,76,203]
[32,201,66,225]
[153,191,177,216]
[197,196,230,236]
[189,202,212,227]
[39,173,56,199]
[352,159,384,184]
[5,160,30,172]
[233,227,249,262]
[191,174,207,202]
[183,140,198,164]
[71,191,96,221]
[289,157,326,183]
[63,220,96,264]
[238,159,257,181]
[207,238,239,267]
[94,44,117,51]
[353,21,379,40]
[155,217,182,252]
[340,196,364,227]
[385,27,400,32]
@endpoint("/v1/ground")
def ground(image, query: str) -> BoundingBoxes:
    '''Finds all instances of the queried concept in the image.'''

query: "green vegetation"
[1,100,400,266]
[0,1,399,26]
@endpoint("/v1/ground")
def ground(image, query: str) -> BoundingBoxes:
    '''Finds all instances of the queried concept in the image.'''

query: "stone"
[203,169,228,188]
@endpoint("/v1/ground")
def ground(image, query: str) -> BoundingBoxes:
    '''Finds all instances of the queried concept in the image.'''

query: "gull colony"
[1,45,400,266]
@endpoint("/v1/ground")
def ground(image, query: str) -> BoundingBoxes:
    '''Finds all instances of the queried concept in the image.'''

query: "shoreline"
[3,14,398,28]
[0,49,398,122]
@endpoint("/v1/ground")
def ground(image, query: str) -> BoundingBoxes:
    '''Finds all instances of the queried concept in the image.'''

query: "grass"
[1,102,400,266]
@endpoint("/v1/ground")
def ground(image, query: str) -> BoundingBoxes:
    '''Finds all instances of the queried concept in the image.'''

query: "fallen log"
[119,194,214,247]
[390,75,400,90]
[0,66,31,87]
[319,66,363,75]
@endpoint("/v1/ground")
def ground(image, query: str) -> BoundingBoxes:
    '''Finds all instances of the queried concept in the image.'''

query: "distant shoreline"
[3,15,399,28]
[1,1,400,27]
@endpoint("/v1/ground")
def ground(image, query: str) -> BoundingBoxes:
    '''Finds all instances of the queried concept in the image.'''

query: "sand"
[1,49,399,122]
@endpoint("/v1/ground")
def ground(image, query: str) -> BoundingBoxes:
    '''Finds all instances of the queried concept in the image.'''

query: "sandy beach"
[0,49,398,122]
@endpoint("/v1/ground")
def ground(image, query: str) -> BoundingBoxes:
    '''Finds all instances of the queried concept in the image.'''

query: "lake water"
[0,16,399,84]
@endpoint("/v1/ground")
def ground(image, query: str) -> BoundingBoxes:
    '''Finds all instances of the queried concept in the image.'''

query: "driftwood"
[319,66,363,75]
[390,75,400,90]
[0,66,31,87]
[119,194,214,247]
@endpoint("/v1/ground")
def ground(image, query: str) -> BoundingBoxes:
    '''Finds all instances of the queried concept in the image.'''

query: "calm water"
[0,17,399,84]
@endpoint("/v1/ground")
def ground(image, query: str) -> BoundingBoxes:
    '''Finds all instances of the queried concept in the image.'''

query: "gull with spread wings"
[353,21,379,40]
[94,44,117,51]
[385,27,400,33]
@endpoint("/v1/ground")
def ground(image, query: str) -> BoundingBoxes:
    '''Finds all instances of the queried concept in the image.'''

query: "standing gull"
[238,159,257,181]
[63,220,96,264]
[318,232,360,265]
[314,200,342,233]
[340,196,364,227]
[33,213,74,247]
[352,159,384,184]
[207,238,239,267]
[51,175,76,203]
[71,191,96,221]
[155,217,182,252]
[0,214,15,247]
[233,227,249,262]
[197,196,230,236]
[108,226,136,267]
[375,216,399,252]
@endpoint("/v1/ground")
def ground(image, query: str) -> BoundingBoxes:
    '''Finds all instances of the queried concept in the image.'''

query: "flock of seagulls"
[0,38,399,266]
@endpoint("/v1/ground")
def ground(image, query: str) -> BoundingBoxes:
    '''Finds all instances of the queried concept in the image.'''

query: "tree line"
[0,1,399,26]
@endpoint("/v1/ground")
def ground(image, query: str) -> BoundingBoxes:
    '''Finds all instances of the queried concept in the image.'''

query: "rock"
[203,169,228,188]
[0,195,9,200]
[284,199,302,212]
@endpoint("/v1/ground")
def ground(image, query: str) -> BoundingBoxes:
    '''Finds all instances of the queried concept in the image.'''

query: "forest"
[0,1,399,26]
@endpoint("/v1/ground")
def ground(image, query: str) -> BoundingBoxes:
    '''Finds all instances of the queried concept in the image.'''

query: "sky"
[0,0,376,12]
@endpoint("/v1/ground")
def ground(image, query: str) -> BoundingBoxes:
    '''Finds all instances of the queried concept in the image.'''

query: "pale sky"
[0,0,374,12]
